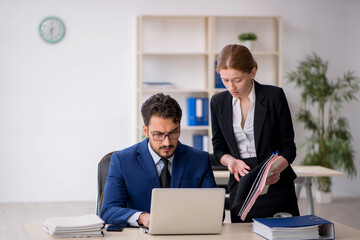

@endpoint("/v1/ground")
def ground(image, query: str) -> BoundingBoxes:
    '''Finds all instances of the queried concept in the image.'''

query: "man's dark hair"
[141,93,182,126]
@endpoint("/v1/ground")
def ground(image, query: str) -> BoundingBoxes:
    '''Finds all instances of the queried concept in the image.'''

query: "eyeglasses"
[150,130,181,141]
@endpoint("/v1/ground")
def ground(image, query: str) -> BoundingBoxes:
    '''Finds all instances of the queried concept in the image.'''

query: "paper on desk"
[42,214,105,238]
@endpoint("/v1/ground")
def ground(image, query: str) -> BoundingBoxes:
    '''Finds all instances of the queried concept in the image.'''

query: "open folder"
[232,153,282,221]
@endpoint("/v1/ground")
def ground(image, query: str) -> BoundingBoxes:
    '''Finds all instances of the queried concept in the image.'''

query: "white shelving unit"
[137,15,283,151]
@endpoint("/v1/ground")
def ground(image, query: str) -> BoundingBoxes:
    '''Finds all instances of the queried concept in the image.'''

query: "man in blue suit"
[100,93,217,227]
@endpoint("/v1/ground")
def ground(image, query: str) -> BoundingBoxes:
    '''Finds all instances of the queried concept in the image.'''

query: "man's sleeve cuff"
[127,211,143,227]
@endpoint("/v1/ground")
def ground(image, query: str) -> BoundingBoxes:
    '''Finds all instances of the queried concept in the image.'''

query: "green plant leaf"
[286,52,360,192]
[238,32,258,41]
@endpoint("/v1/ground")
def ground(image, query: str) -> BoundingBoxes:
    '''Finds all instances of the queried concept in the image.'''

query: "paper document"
[42,214,105,238]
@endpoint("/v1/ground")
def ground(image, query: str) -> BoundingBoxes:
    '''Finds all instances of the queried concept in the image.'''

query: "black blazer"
[210,81,297,188]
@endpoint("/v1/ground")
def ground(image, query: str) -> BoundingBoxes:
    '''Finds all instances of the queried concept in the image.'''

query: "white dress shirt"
[148,142,174,177]
[127,141,174,226]
[232,80,257,159]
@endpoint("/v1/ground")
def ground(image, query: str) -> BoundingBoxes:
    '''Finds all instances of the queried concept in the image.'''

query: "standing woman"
[211,44,299,222]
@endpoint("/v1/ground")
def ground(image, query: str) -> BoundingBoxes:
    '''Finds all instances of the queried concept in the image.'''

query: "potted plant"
[286,53,359,202]
[237,32,257,50]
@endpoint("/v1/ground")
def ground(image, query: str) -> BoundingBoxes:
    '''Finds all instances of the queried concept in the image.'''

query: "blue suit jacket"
[100,138,218,225]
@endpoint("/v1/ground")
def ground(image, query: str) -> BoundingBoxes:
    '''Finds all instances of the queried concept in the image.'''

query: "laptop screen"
[144,188,225,235]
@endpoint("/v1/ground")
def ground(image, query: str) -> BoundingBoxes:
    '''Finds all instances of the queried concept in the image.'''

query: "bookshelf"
[137,15,283,152]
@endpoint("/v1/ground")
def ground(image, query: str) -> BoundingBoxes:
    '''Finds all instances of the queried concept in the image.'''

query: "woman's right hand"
[220,154,250,181]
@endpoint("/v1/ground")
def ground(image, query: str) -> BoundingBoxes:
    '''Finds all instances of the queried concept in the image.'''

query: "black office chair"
[209,154,227,171]
[96,151,116,216]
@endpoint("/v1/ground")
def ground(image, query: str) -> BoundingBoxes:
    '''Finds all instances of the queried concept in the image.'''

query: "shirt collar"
[147,141,174,165]
[232,80,255,105]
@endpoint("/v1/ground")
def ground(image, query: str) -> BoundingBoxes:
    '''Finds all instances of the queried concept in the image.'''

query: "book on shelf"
[203,98,209,125]
[232,153,282,221]
[142,81,175,89]
[214,60,226,89]
[193,134,209,152]
[187,98,209,126]
[43,214,105,238]
[252,215,335,240]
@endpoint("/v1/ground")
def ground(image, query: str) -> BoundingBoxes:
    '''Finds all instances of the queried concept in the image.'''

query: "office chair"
[96,151,116,216]
[209,154,227,171]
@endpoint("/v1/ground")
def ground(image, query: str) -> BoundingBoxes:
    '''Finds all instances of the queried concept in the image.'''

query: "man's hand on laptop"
[137,213,150,228]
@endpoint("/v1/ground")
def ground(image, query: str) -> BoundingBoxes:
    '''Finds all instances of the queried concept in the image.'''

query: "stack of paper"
[43,214,105,238]
[252,215,335,240]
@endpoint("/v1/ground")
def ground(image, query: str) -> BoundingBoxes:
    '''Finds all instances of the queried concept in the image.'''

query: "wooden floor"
[1,198,360,240]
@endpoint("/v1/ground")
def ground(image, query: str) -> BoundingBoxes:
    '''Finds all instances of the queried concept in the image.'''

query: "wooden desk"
[24,222,360,240]
[293,166,343,214]
[213,166,344,215]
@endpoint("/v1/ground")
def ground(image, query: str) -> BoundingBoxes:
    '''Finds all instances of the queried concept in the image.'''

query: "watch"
[39,16,66,43]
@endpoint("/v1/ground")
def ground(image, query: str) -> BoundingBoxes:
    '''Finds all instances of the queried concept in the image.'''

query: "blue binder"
[202,98,209,126]
[193,135,203,150]
[193,134,209,151]
[187,98,209,126]
[187,98,202,126]
[253,215,335,240]
[215,60,225,89]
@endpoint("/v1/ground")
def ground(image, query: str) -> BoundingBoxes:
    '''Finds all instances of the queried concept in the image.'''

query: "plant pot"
[241,40,253,51]
[315,190,332,204]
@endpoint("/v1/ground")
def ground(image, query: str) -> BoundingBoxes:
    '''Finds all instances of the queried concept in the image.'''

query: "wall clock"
[39,16,66,44]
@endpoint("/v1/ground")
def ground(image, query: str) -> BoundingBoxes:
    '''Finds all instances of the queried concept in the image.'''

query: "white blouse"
[232,81,257,159]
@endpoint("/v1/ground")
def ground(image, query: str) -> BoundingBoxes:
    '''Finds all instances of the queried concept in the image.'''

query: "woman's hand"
[265,157,289,185]
[220,154,250,181]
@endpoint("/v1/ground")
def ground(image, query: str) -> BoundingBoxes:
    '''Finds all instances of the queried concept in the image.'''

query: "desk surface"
[24,222,360,240]
[214,165,344,180]
[292,165,344,177]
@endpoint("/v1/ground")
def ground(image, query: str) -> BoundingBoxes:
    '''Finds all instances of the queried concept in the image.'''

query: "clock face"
[39,17,65,43]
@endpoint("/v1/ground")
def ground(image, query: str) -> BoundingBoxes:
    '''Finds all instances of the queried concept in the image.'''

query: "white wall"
[1,0,359,202]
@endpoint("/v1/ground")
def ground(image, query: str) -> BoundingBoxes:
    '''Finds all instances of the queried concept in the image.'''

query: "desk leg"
[294,177,314,215]
[295,183,302,199]
[294,177,305,200]
[304,177,314,215]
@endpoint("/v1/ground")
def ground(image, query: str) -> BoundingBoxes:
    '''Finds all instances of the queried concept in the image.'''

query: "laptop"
[141,188,225,235]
